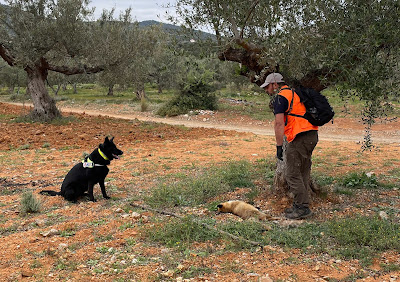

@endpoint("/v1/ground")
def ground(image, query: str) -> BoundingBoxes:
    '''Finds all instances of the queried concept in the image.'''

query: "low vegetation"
[20,191,41,214]
[142,161,400,266]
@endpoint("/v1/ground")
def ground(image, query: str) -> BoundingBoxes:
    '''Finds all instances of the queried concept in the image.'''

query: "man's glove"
[276,145,283,161]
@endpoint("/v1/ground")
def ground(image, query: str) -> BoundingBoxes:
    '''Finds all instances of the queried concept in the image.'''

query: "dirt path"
[6,101,400,144]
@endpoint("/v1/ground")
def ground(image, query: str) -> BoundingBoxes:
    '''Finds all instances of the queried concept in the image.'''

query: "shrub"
[341,171,379,189]
[20,191,41,213]
[157,78,217,117]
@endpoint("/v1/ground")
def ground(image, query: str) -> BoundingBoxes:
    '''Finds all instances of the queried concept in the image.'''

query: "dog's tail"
[39,190,60,196]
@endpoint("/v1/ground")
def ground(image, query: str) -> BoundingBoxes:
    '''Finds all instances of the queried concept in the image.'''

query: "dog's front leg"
[87,181,96,202]
[99,179,110,199]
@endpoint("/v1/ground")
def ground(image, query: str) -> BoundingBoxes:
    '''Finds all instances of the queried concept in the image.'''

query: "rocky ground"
[0,102,399,281]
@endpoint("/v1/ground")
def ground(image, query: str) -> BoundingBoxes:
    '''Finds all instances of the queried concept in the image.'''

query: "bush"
[20,191,41,213]
[341,171,379,189]
[157,80,217,117]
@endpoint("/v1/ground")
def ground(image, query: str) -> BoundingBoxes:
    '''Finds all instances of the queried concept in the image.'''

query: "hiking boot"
[285,205,313,220]
[284,204,296,214]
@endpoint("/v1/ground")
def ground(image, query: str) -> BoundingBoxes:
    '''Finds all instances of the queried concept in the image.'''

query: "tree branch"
[240,0,260,39]
[47,63,104,75]
[220,2,240,39]
[0,44,15,66]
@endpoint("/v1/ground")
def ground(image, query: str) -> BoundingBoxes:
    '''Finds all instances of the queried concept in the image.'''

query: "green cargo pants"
[285,130,318,208]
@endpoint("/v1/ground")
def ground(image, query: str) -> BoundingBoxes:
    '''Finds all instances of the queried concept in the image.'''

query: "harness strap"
[82,157,105,168]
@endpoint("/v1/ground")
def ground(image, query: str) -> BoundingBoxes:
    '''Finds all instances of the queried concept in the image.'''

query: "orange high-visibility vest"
[278,86,318,142]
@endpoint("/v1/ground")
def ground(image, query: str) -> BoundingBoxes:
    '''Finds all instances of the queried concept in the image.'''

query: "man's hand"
[276,145,283,161]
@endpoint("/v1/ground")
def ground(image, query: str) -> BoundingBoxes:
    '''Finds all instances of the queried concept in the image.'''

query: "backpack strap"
[286,88,307,119]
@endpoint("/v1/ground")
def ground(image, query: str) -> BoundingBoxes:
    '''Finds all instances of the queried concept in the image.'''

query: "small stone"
[131,212,141,219]
[21,270,34,277]
[40,229,59,237]
[58,243,68,251]
[259,274,273,282]
[35,219,47,227]
[115,208,123,213]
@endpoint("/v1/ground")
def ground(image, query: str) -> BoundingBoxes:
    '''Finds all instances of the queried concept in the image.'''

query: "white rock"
[58,243,68,251]
[131,212,141,219]
[379,211,389,220]
[41,229,59,237]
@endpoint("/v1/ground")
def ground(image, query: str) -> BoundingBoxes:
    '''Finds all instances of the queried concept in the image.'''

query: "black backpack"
[287,86,334,126]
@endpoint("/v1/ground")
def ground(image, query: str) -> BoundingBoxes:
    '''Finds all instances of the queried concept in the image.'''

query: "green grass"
[2,83,399,120]
[145,215,400,266]
[144,160,256,208]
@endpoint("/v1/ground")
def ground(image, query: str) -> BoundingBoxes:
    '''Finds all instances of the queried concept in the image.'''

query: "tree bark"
[218,46,330,91]
[273,140,291,196]
[107,85,114,96]
[26,65,61,121]
[136,88,146,100]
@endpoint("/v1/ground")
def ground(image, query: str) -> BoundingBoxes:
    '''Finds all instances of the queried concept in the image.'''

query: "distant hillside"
[139,20,215,40]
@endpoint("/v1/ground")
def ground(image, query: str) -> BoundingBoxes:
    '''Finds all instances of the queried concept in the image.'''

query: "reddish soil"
[0,102,399,281]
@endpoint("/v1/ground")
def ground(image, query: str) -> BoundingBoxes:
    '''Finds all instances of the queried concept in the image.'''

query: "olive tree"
[174,0,399,90]
[172,0,400,192]
[94,9,158,97]
[0,0,101,120]
[0,0,149,121]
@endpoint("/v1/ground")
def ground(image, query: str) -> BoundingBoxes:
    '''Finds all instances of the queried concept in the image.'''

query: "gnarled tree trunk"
[26,64,60,121]
[107,84,114,96]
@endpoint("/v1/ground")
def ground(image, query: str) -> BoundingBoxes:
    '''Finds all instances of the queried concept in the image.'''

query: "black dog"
[40,137,123,202]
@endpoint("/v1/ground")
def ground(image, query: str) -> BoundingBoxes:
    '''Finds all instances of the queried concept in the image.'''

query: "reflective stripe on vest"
[278,86,318,142]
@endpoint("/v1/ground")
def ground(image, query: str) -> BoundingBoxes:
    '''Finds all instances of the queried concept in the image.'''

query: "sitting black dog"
[40,137,123,202]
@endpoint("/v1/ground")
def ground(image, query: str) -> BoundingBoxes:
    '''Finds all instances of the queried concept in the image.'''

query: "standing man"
[261,73,318,219]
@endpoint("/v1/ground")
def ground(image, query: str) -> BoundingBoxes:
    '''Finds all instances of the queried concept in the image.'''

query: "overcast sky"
[0,0,177,23]
[88,0,176,22]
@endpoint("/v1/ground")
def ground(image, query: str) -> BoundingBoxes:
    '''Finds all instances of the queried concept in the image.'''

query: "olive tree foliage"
[174,0,400,143]
[147,34,180,94]
[0,0,99,121]
[0,0,146,121]
[0,60,26,94]
[95,9,159,97]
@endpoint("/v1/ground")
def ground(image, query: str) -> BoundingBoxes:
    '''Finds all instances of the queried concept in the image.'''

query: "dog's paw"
[89,198,97,202]
[104,196,111,199]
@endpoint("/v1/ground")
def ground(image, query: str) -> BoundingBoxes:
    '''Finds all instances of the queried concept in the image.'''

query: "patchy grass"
[144,160,256,208]
[144,215,400,267]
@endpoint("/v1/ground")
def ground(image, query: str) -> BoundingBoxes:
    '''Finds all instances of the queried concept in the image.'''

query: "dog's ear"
[110,136,114,142]
[105,136,110,143]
